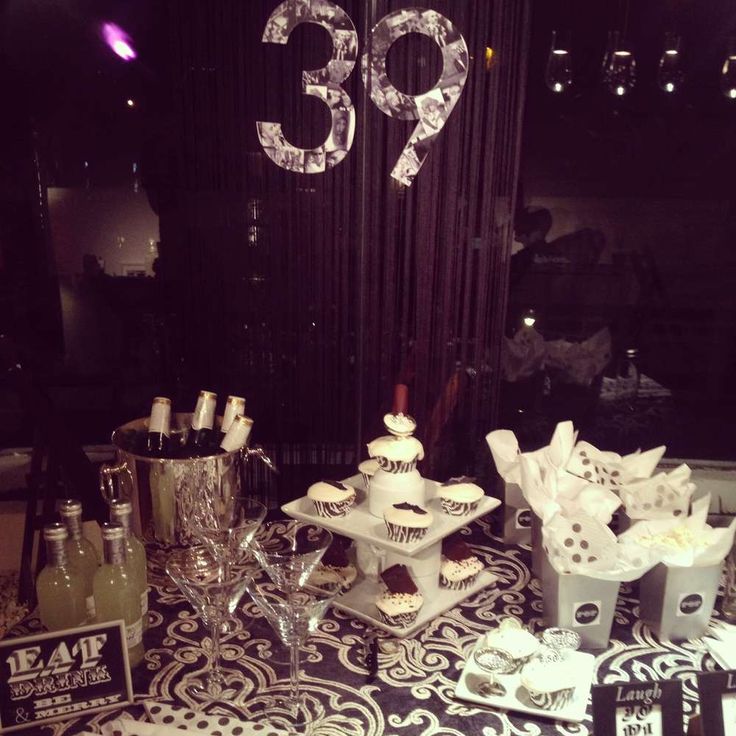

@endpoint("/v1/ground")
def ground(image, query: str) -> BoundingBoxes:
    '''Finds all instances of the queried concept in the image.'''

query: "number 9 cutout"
[257,0,358,174]
[361,8,469,186]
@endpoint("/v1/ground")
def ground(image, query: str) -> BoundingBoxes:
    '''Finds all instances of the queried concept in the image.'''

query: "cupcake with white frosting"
[439,533,483,590]
[375,564,423,628]
[307,480,356,518]
[520,658,577,710]
[384,502,433,543]
[482,619,539,672]
[358,458,379,489]
[437,476,485,516]
[367,434,424,474]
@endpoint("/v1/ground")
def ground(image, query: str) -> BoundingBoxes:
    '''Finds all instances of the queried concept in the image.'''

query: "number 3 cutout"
[257,0,357,174]
[361,8,469,186]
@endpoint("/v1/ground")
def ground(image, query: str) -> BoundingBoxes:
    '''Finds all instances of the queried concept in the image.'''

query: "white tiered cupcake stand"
[281,474,501,638]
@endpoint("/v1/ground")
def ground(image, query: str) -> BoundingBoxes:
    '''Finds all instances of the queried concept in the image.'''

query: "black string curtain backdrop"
[152,0,529,485]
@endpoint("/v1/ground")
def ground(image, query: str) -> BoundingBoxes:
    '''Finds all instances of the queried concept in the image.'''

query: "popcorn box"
[531,511,544,578]
[639,562,722,641]
[501,480,532,545]
[541,553,621,650]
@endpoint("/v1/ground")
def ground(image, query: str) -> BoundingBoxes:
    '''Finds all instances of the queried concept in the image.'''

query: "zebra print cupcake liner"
[526,686,574,711]
[439,573,478,590]
[378,608,419,628]
[360,472,372,490]
[385,521,428,544]
[376,457,418,473]
[313,498,354,518]
[440,498,480,516]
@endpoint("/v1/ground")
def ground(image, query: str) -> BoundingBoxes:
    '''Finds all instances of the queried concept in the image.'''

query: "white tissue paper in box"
[486,428,523,485]
[542,511,658,581]
[619,463,695,521]
[619,493,736,568]
[520,454,621,526]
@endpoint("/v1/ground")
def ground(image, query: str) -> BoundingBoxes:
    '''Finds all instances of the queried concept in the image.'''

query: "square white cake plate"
[281,474,501,556]
[335,570,499,638]
[455,644,595,723]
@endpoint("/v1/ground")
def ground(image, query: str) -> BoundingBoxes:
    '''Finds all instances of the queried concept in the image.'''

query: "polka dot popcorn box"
[541,513,658,650]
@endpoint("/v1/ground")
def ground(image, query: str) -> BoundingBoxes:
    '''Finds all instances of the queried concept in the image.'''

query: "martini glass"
[246,520,334,730]
[188,494,266,637]
[166,545,253,703]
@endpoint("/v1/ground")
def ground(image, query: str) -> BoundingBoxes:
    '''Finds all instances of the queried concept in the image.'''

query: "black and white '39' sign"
[256,1,469,186]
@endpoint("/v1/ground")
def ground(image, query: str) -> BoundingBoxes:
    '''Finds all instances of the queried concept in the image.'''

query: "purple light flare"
[101,22,137,62]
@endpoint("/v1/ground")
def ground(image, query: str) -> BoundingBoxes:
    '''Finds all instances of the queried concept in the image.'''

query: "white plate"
[281,474,501,556]
[455,645,595,723]
[334,570,499,638]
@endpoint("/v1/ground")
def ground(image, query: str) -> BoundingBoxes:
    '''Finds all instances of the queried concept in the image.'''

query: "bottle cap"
[109,499,133,517]
[43,522,68,542]
[100,522,126,541]
[392,384,409,414]
[152,396,171,405]
[58,499,82,517]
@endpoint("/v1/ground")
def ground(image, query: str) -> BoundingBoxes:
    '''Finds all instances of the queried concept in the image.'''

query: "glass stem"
[207,618,224,694]
[289,638,301,716]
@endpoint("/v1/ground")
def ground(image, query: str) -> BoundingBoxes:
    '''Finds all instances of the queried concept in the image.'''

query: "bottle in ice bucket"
[109,499,148,630]
[186,390,217,455]
[58,499,99,621]
[94,523,144,667]
[36,523,87,631]
[145,396,171,457]
[219,395,246,446]
[220,413,254,453]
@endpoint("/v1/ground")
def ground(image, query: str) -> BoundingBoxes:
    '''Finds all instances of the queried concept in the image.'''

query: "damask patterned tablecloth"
[12,514,722,736]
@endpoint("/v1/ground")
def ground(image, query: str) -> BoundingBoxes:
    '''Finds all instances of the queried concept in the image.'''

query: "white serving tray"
[281,475,501,556]
[335,570,499,638]
[455,644,595,723]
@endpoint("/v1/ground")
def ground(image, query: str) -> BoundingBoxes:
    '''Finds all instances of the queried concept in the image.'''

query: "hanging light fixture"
[545,31,573,94]
[656,32,684,94]
[720,38,736,100]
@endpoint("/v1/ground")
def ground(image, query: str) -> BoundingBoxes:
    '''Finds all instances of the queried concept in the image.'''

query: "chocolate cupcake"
[438,476,485,516]
[311,534,357,591]
[384,502,433,543]
[375,564,423,628]
[439,533,483,590]
[307,480,356,518]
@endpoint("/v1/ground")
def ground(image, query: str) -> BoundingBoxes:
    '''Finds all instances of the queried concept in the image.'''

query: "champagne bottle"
[109,499,148,630]
[145,396,171,457]
[219,395,246,445]
[220,414,254,453]
[94,523,144,667]
[36,523,87,631]
[58,499,99,620]
[186,390,217,455]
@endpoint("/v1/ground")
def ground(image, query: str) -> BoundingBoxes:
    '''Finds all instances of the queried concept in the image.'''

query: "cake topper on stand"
[383,383,417,437]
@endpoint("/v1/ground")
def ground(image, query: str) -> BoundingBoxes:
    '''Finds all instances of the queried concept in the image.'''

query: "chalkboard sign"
[592,679,683,736]
[697,670,736,736]
[0,621,133,733]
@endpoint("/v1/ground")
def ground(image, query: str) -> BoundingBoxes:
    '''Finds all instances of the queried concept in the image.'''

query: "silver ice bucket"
[99,413,276,545]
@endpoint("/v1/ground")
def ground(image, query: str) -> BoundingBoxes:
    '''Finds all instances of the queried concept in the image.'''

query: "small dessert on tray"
[439,533,484,590]
[311,534,357,591]
[307,480,356,518]
[437,476,485,516]
[384,502,433,543]
[375,563,423,628]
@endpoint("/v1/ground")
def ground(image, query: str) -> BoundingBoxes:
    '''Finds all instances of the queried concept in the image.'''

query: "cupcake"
[384,502,433,543]
[520,658,576,710]
[437,476,485,516]
[481,619,539,673]
[358,458,379,489]
[367,435,424,473]
[311,535,357,591]
[307,480,356,518]
[439,533,483,590]
[375,564,423,628]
